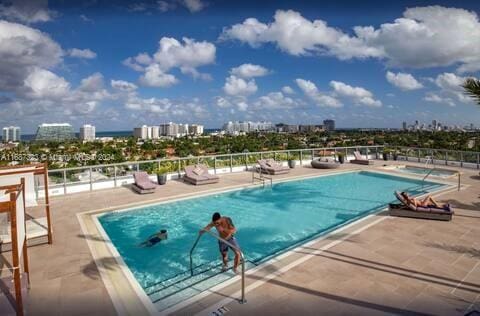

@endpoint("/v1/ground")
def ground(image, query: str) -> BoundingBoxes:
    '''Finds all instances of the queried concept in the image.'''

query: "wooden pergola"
[0,178,30,316]
[0,163,52,244]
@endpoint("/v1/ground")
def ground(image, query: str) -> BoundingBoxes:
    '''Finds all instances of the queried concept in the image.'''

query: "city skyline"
[0,1,479,134]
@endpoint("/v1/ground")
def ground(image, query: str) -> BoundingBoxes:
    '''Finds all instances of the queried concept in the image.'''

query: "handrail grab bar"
[189,230,247,304]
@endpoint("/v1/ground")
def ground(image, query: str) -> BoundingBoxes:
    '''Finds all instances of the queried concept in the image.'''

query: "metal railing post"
[417,149,421,162]
[63,170,67,195]
[89,167,93,191]
[477,153,479,170]
[445,151,448,166]
[178,159,181,177]
[113,166,117,187]
[214,157,217,174]
[230,155,233,173]
[244,153,248,170]
[460,152,463,168]
[300,150,303,165]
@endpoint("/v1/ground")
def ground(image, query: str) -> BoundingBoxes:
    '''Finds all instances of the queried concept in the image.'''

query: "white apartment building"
[159,122,179,137]
[188,124,204,135]
[178,123,189,136]
[2,126,21,142]
[222,121,273,134]
[133,125,149,139]
[79,124,96,141]
[133,125,161,140]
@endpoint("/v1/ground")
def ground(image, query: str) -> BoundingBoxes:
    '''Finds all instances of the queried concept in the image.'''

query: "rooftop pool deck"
[1,160,479,316]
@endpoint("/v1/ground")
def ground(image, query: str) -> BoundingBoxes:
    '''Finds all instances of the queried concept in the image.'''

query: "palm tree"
[462,78,480,105]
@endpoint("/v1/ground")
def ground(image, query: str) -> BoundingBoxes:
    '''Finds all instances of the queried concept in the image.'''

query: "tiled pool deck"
[1,161,479,315]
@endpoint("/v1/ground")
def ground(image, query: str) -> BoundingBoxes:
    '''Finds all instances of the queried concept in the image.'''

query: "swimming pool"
[388,165,458,178]
[97,171,445,311]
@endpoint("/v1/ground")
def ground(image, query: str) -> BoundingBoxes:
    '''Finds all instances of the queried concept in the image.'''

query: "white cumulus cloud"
[0,0,54,24]
[230,63,269,78]
[125,37,215,87]
[181,0,206,13]
[253,91,299,109]
[223,75,257,96]
[386,71,423,91]
[68,48,97,59]
[281,86,295,94]
[111,80,138,92]
[330,81,382,107]
[220,9,383,59]
[0,20,63,91]
[295,78,342,108]
[139,64,179,88]
[221,6,480,73]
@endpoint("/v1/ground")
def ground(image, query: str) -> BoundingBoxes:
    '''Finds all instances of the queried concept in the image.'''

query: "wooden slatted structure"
[0,163,52,244]
[0,178,30,316]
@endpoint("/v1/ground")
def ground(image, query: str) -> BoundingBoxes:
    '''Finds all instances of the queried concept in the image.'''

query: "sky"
[0,0,479,133]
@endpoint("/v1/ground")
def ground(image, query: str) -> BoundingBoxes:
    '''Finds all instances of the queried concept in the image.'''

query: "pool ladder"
[189,229,247,304]
[251,166,272,188]
[421,156,436,190]
[422,156,461,191]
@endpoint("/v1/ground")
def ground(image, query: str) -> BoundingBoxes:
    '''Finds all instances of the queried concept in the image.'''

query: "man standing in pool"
[200,212,241,274]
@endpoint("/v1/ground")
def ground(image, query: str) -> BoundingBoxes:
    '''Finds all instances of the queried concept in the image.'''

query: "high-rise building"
[2,126,21,142]
[178,124,189,136]
[133,125,161,140]
[80,124,96,141]
[222,121,273,134]
[159,122,179,137]
[151,126,160,139]
[188,124,204,135]
[402,122,407,130]
[133,125,149,139]
[432,120,437,131]
[323,119,335,131]
[35,123,75,142]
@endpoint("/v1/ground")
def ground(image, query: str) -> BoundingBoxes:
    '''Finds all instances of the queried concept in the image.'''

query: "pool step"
[147,260,255,311]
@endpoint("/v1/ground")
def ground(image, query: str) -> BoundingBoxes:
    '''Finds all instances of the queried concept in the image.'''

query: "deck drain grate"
[211,306,229,315]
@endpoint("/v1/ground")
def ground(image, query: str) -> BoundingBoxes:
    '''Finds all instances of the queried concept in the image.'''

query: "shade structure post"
[43,163,53,244]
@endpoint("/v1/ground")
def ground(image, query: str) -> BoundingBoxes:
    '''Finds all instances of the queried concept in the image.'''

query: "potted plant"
[392,150,399,161]
[336,152,345,164]
[288,158,296,168]
[154,166,170,185]
[382,148,391,161]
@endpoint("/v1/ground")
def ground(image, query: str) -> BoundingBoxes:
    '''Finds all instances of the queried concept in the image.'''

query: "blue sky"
[0,0,479,133]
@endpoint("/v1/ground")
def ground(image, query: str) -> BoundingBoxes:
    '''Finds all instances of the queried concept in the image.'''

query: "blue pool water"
[98,171,445,308]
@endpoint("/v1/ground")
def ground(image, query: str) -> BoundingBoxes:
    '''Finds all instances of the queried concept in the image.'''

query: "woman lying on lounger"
[400,192,447,208]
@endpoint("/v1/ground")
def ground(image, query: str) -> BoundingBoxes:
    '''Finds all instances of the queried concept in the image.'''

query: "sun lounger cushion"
[192,166,203,175]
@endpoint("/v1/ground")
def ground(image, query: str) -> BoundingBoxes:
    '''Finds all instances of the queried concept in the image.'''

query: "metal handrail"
[251,166,272,187]
[189,229,247,304]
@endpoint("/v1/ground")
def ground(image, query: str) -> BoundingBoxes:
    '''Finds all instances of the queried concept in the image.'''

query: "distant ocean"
[3,129,221,142]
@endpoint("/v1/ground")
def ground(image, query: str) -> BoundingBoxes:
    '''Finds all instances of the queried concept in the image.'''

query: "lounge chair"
[257,159,290,175]
[389,191,453,221]
[184,164,219,185]
[311,157,341,169]
[350,151,374,165]
[132,171,156,194]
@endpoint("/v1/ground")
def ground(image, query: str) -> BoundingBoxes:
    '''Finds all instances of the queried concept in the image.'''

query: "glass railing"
[44,145,479,196]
